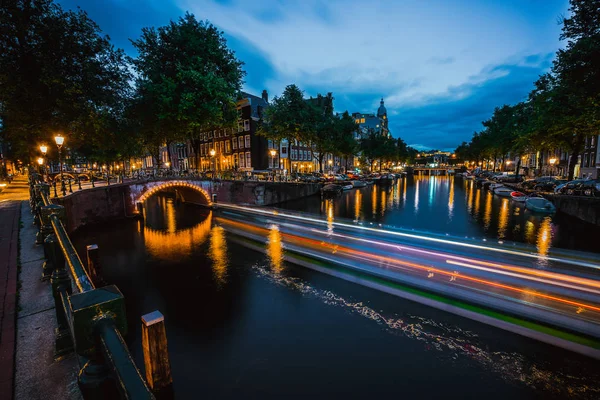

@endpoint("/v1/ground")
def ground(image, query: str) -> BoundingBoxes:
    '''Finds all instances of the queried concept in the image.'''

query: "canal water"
[73,176,600,399]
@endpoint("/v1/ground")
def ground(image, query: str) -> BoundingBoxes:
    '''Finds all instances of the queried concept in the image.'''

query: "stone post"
[141,311,172,392]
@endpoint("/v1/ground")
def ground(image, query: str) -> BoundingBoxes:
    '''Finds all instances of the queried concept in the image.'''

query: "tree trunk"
[567,134,584,181]
[515,156,522,178]
[318,153,324,173]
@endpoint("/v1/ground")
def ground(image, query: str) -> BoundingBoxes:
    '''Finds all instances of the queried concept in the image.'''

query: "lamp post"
[210,149,216,179]
[54,134,66,196]
[269,149,276,180]
[549,157,557,176]
[37,157,44,176]
[39,144,48,181]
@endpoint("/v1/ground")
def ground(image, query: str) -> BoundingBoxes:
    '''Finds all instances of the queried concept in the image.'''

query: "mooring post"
[86,244,104,287]
[141,311,172,392]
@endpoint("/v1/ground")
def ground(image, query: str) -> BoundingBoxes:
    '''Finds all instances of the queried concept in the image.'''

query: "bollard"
[53,180,58,198]
[78,177,82,190]
[141,311,172,392]
[61,179,67,196]
[86,244,104,286]
[91,175,95,188]
[69,178,73,193]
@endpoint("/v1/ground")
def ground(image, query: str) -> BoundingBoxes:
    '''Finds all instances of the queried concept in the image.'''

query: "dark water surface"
[73,177,600,399]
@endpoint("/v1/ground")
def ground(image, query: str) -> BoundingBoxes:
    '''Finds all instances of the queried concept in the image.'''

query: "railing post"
[40,204,64,278]
[70,286,130,397]
[86,244,104,287]
[141,311,172,392]
[48,230,74,357]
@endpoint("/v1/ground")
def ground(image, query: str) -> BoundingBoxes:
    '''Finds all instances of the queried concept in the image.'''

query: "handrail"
[29,174,155,399]
[49,213,94,292]
[97,319,154,399]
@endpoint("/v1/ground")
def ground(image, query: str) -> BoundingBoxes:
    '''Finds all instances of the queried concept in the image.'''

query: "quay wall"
[502,182,600,226]
[54,180,321,232]
[547,194,600,226]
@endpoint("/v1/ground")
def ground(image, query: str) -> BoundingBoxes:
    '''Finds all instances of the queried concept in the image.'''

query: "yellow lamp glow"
[40,144,48,155]
[54,134,65,147]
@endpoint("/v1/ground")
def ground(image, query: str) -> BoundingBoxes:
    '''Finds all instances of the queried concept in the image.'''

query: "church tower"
[377,98,389,136]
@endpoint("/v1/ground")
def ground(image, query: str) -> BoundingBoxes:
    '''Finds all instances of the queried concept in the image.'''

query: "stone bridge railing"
[53,177,322,233]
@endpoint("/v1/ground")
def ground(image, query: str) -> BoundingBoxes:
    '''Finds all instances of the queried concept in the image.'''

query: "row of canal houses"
[493,135,599,179]
[135,90,390,176]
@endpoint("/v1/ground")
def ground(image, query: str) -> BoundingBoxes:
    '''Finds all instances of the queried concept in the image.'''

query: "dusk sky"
[57,0,569,151]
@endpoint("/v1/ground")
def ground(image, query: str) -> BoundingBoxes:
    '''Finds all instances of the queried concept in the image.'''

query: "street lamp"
[37,157,44,176]
[54,134,66,196]
[39,144,48,181]
[209,149,216,178]
[549,157,557,176]
[328,159,333,173]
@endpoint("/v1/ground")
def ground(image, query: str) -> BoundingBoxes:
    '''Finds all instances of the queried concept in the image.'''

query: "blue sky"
[58,0,569,150]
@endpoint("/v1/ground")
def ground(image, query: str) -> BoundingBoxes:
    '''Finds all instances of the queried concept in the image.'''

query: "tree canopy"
[0,0,131,161]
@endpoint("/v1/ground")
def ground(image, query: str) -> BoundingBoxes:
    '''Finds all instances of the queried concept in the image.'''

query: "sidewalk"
[0,175,81,400]
[0,199,20,398]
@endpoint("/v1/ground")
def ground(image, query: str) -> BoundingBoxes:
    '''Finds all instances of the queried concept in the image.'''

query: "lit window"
[245,135,250,148]
[246,152,251,167]
[233,153,238,166]
[361,118,365,123]
[226,140,231,153]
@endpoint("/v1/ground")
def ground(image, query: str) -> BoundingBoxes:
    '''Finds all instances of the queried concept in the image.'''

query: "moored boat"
[525,197,556,214]
[351,180,367,188]
[494,187,513,197]
[342,184,354,190]
[510,191,527,202]
[322,184,343,196]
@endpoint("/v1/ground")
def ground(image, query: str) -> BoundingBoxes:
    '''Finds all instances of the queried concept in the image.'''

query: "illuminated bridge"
[215,204,600,359]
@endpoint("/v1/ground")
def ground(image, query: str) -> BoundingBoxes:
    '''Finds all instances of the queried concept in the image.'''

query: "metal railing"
[29,173,158,399]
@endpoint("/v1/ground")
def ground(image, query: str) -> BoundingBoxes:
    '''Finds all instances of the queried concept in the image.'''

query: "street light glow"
[210,149,216,157]
[270,149,276,157]
[37,157,44,165]
[39,144,48,155]
[54,134,65,147]
[549,158,557,165]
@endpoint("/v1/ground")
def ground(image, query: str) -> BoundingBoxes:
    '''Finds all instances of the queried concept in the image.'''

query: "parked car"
[534,179,567,192]
[555,179,586,195]
[521,176,558,189]
[579,180,600,197]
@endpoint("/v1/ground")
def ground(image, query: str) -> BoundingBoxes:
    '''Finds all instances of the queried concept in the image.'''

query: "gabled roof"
[240,91,269,119]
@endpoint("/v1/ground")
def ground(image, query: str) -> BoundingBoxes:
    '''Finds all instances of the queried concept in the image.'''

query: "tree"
[131,13,245,169]
[0,0,131,162]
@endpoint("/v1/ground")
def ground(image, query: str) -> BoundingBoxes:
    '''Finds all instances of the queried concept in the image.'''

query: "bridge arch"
[136,180,212,207]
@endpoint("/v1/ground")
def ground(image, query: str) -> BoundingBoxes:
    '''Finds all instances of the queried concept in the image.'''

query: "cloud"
[58,0,569,149]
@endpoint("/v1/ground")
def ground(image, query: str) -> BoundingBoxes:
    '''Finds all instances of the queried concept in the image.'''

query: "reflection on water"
[448,177,454,220]
[497,198,509,240]
[208,225,228,285]
[143,198,212,260]
[537,217,553,263]
[280,175,600,254]
[266,224,284,274]
[483,192,493,230]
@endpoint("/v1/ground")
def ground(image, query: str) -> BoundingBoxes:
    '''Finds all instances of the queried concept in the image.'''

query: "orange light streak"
[217,217,600,314]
